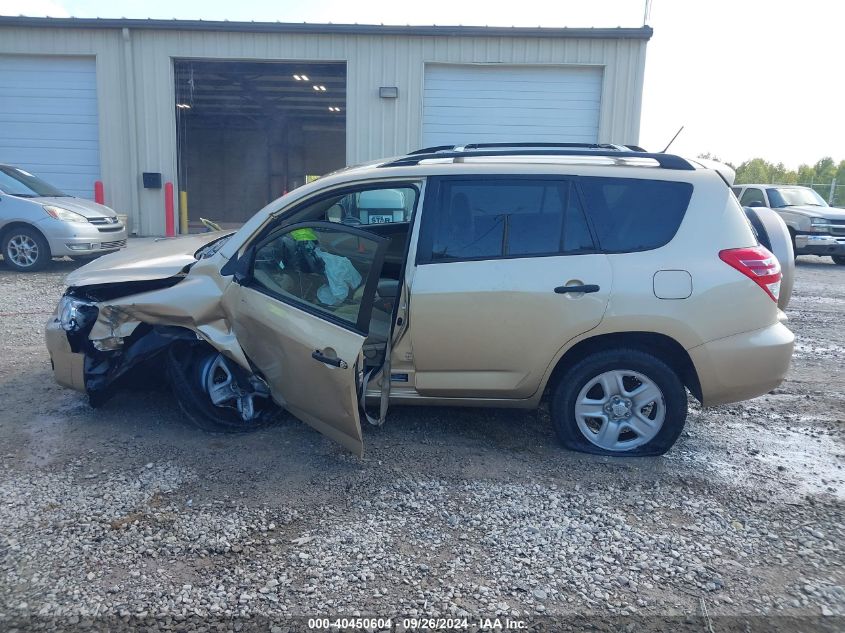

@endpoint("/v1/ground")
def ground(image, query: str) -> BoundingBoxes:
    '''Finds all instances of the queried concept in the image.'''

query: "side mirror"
[220,246,254,283]
[233,248,253,284]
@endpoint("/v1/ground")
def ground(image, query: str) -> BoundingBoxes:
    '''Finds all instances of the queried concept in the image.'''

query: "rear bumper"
[689,321,794,407]
[45,317,86,392]
[795,234,845,256]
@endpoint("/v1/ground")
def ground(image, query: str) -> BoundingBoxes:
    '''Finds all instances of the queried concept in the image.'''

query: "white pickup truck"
[732,184,845,265]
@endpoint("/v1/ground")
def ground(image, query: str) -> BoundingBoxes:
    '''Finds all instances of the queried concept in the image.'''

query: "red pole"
[94,180,105,204]
[164,182,176,237]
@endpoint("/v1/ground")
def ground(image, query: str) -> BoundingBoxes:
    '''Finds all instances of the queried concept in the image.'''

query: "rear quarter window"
[578,177,693,252]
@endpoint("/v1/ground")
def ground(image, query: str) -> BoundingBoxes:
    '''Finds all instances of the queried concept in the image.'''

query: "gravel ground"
[0,250,843,632]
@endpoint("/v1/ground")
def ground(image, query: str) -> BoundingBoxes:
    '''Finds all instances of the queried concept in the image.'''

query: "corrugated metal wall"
[0,26,648,236]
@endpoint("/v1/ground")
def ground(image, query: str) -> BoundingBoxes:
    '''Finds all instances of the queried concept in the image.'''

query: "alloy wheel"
[201,353,268,422]
[7,234,40,268]
[574,369,666,451]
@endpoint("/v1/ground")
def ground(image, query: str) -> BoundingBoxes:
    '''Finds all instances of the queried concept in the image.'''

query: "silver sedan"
[0,164,127,271]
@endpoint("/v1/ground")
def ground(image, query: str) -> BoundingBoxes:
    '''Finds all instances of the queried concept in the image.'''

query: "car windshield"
[767,187,827,208]
[194,233,235,259]
[0,166,68,198]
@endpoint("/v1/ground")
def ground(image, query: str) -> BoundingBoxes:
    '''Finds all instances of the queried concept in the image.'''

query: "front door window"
[251,222,385,333]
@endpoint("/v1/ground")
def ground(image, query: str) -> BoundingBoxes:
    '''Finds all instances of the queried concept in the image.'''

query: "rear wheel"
[2,226,51,271]
[166,344,278,433]
[551,349,687,456]
[833,256,845,266]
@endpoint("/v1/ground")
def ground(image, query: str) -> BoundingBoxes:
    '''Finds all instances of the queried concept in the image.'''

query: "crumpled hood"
[35,196,118,219]
[782,205,845,220]
[66,232,231,288]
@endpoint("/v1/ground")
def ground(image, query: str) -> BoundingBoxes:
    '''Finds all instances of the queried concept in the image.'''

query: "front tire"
[166,344,278,433]
[551,349,687,456]
[833,256,845,266]
[2,226,51,271]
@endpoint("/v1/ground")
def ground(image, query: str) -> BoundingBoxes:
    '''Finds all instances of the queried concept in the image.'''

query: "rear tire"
[551,349,687,456]
[166,344,278,433]
[2,226,51,272]
[833,256,845,266]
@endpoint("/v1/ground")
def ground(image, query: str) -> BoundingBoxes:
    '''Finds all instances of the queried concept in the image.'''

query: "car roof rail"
[407,142,627,155]
[379,144,696,170]
[406,145,458,155]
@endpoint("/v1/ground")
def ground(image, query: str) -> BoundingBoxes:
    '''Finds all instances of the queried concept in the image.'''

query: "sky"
[2,0,843,169]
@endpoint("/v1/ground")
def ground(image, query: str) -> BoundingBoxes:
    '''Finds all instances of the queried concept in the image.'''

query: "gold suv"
[45,145,795,456]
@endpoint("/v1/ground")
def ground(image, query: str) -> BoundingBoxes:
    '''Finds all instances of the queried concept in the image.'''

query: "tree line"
[698,154,844,205]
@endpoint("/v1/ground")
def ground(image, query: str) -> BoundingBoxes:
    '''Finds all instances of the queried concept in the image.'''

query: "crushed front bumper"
[45,317,86,392]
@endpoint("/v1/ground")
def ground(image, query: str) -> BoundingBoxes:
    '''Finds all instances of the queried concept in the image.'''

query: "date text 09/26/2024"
[308,617,527,631]
[307,617,527,630]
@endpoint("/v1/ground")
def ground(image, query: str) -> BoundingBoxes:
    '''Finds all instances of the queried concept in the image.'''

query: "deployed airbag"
[315,248,362,305]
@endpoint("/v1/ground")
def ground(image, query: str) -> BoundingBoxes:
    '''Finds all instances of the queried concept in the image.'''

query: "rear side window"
[739,187,766,207]
[578,177,693,252]
[420,178,595,262]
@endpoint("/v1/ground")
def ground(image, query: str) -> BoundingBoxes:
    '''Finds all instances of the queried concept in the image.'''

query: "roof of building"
[0,15,653,40]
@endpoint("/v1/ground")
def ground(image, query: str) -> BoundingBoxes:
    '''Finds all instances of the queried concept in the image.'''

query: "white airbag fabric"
[315,248,362,306]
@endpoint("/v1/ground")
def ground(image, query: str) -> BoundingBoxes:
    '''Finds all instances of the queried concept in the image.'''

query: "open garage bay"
[174,60,346,230]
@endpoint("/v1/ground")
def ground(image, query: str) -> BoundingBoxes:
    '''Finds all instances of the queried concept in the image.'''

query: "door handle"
[554,284,600,294]
[312,349,349,369]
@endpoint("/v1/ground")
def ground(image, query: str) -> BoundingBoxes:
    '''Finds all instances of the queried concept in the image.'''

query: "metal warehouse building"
[0,16,652,236]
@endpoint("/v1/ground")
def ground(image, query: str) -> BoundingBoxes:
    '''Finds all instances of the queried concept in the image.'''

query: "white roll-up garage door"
[422,64,602,148]
[0,55,100,199]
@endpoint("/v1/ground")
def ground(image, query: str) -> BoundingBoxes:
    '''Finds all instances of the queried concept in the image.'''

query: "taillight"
[719,246,782,303]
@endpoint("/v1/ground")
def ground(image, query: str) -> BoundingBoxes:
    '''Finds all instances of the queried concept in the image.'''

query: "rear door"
[409,176,612,398]
[222,221,388,455]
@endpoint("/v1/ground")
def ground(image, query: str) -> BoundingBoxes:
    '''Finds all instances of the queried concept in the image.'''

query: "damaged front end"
[47,275,198,406]
[46,218,381,451]
[45,237,261,413]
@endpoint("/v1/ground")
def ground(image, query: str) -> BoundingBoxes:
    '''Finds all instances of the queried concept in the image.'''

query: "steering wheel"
[341,215,363,226]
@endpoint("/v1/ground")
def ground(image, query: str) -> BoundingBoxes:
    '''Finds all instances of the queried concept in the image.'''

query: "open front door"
[222,221,388,455]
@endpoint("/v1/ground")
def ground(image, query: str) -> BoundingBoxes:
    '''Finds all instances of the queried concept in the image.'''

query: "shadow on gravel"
[794,256,839,268]
[364,404,553,450]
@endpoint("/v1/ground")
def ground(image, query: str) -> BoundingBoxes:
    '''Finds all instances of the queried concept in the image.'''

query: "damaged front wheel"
[166,344,278,433]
